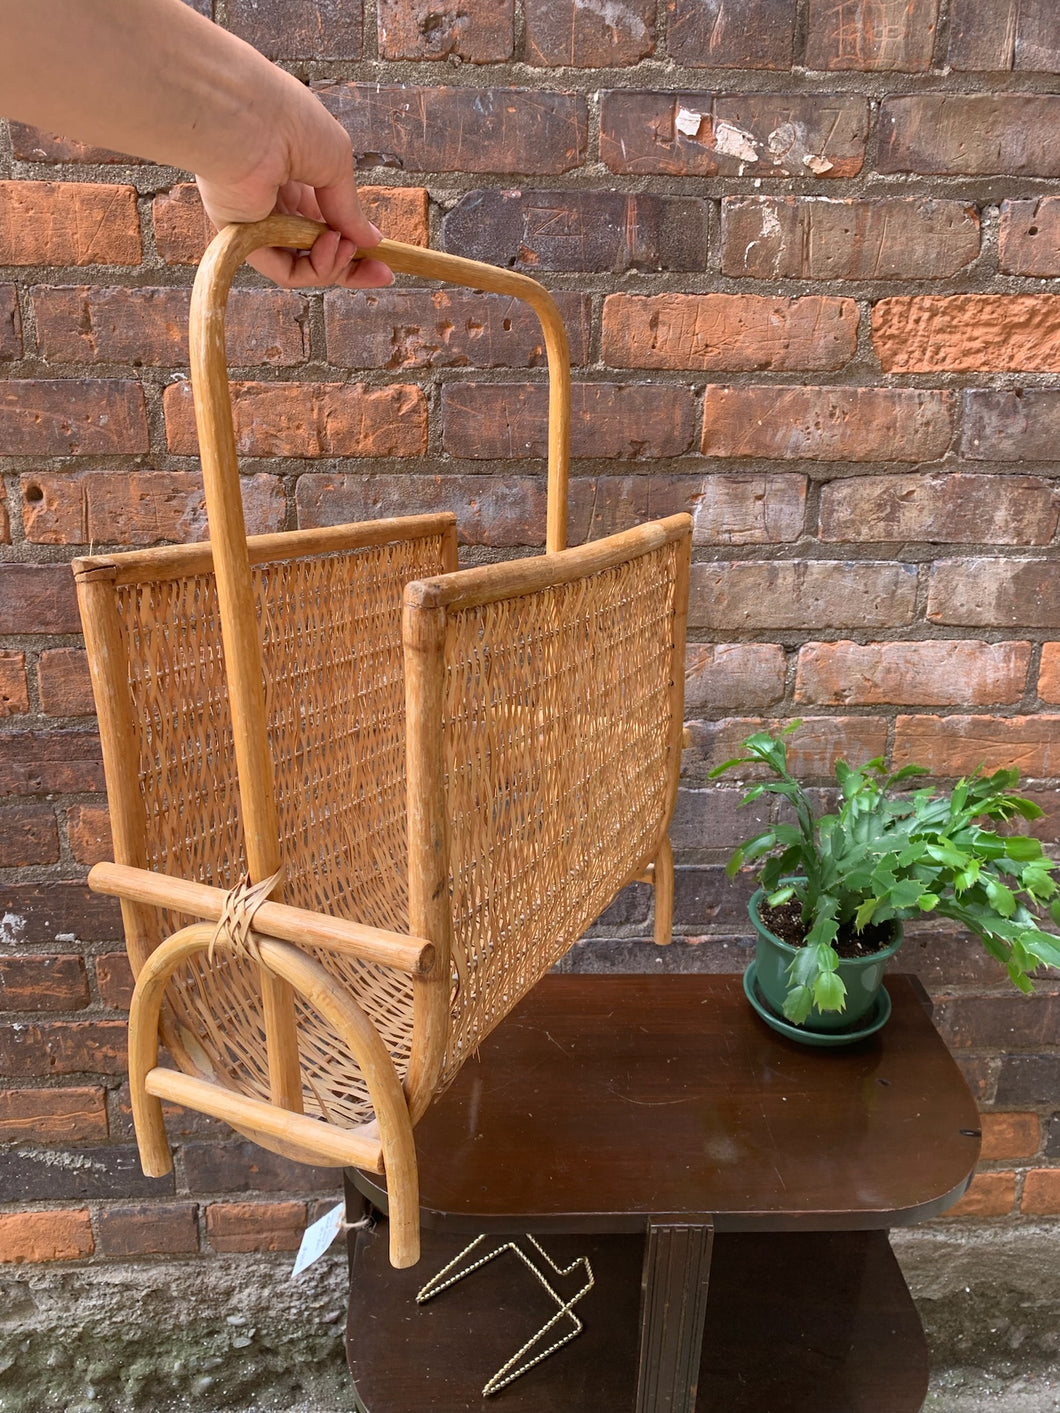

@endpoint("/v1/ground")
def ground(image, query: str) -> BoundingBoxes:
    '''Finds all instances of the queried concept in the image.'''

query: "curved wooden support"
[652,835,675,947]
[128,923,214,1178]
[129,924,420,1267]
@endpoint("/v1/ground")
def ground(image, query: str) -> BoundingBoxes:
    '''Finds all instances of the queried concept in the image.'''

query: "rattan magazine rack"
[73,216,692,1268]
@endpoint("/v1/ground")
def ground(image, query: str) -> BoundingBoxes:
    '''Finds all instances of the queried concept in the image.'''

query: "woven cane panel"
[112,533,447,1124]
[438,538,681,1082]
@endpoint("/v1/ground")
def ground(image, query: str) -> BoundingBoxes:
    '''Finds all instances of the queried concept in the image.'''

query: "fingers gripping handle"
[190,215,572,554]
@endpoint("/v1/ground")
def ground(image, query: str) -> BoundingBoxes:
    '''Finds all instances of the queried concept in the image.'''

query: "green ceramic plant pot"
[748,886,903,1033]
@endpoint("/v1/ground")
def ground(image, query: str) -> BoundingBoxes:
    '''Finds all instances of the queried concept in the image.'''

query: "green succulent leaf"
[813,971,847,1013]
[782,985,813,1025]
[1005,835,1044,862]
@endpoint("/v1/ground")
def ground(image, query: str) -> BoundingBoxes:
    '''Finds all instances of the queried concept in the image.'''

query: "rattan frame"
[74,217,692,1268]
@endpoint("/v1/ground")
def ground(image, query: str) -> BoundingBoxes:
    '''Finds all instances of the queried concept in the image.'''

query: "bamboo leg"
[653,836,674,947]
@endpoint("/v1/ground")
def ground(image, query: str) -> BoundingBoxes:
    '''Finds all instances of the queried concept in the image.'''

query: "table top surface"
[363,973,981,1233]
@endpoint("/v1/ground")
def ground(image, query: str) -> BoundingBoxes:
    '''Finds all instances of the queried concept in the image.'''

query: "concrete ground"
[0,1223,1057,1412]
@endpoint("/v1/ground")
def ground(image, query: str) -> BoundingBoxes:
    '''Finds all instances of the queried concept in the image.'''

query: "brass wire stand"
[416,1234,595,1396]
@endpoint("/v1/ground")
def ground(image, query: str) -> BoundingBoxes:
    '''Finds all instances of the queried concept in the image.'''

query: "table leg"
[635,1220,714,1413]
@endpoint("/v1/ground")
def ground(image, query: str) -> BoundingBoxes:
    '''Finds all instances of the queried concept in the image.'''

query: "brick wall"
[2,0,1059,1274]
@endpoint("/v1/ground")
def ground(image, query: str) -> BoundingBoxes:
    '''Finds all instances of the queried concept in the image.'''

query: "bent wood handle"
[189,215,574,901]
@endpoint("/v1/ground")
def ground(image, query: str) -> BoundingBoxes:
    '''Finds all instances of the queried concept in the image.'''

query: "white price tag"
[292,1201,346,1278]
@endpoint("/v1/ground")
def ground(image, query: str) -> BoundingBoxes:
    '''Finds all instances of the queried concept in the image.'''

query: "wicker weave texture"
[438,538,682,1082]
[113,532,448,1126]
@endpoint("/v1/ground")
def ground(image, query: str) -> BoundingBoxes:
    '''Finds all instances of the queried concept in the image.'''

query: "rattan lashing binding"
[73,216,692,1268]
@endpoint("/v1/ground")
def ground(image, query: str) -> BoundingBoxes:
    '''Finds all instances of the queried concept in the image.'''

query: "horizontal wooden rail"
[71,512,457,587]
[89,862,435,977]
[404,514,692,613]
[145,1067,385,1172]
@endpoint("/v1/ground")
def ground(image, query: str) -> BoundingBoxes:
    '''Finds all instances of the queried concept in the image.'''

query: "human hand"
[196,74,393,290]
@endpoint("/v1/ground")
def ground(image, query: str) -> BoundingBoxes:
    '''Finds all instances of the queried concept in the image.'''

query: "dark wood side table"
[346,973,981,1413]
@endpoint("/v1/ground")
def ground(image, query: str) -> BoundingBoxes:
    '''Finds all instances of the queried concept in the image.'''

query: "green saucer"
[743,961,892,1047]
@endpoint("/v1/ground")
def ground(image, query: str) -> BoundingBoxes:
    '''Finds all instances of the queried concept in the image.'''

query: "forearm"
[0,0,289,185]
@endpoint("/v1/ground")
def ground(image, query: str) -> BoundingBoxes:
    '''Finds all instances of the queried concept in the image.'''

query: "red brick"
[96,1202,199,1257]
[296,472,692,548]
[443,189,708,273]
[880,95,1060,176]
[0,955,88,1011]
[900,926,1012,989]
[206,1200,307,1253]
[796,641,1032,708]
[1022,1168,1060,1214]
[526,0,652,65]
[0,732,103,796]
[935,993,1060,1051]
[806,0,939,70]
[0,497,8,545]
[0,566,80,634]
[33,655,96,732]
[109,1082,228,1144]
[689,561,917,631]
[0,182,141,264]
[226,0,361,56]
[1040,644,1060,704]
[0,1144,173,1201]
[164,381,426,459]
[669,788,773,860]
[980,1113,1041,1162]
[95,953,134,1011]
[441,382,695,460]
[0,1020,127,1077]
[928,559,1060,628]
[0,1087,107,1143]
[685,645,787,714]
[22,470,286,545]
[0,652,29,717]
[7,122,133,163]
[0,380,148,455]
[664,474,806,545]
[604,294,857,373]
[600,91,868,178]
[297,472,548,547]
[685,716,889,780]
[946,1171,1016,1218]
[874,295,1060,374]
[721,196,979,280]
[32,286,308,366]
[820,474,1059,545]
[153,183,429,264]
[36,649,95,717]
[379,0,512,60]
[893,714,1060,776]
[0,803,59,866]
[667,0,795,68]
[0,283,21,359]
[0,1209,93,1262]
[0,881,119,943]
[999,198,1060,276]
[324,288,592,368]
[184,1141,338,1194]
[317,83,586,175]
[66,805,113,867]
[949,0,1060,72]
[961,389,1060,462]
[700,386,953,462]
